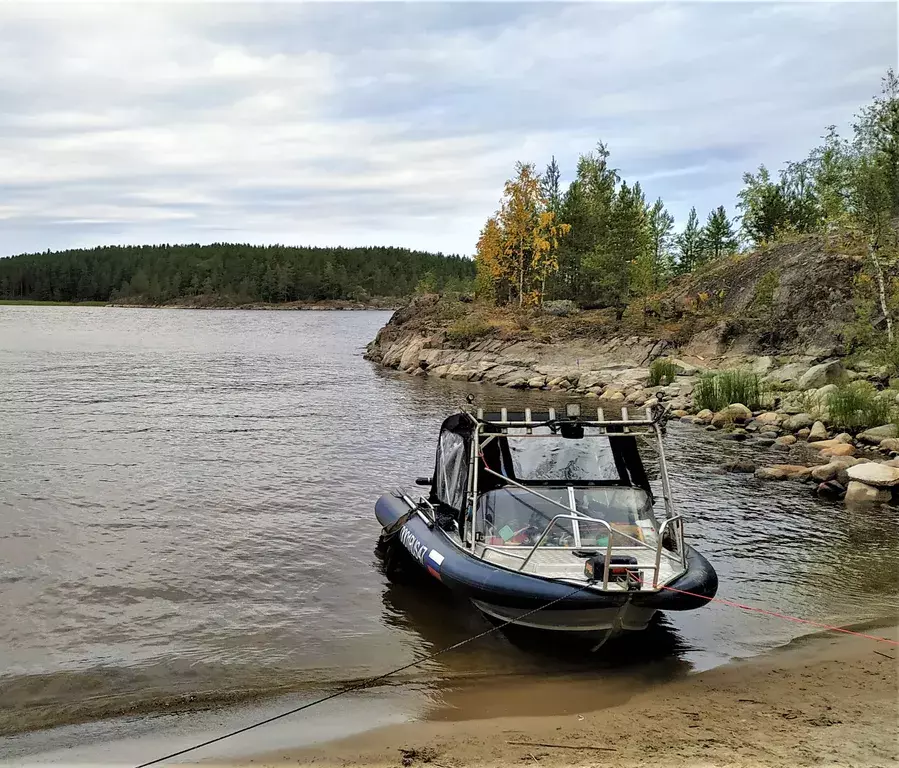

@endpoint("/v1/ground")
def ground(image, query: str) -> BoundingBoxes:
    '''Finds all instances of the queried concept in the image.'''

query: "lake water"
[1,307,897,763]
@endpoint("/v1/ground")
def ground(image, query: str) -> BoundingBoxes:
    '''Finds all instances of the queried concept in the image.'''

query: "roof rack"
[469,404,667,433]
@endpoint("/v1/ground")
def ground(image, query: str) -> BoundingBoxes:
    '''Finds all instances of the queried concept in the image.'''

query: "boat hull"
[471,599,657,633]
[375,493,717,635]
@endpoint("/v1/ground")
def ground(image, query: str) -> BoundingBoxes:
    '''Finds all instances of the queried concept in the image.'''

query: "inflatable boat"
[375,403,717,639]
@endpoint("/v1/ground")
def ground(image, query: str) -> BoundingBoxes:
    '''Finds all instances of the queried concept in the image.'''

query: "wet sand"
[221,621,898,768]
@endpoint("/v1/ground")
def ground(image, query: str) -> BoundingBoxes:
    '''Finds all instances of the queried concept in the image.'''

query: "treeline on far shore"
[0,243,476,305]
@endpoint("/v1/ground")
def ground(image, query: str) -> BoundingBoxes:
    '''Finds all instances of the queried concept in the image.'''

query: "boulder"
[809,436,852,451]
[671,409,690,418]
[783,413,814,432]
[797,360,846,390]
[810,457,861,482]
[765,362,808,386]
[755,438,777,447]
[750,356,774,374]
[605,390,625,402]
[527,376,547,389]
[695,409,715,424]
[844,480,892,504]
[711,403,753,428]
[755,411,782,426]
[505,377,532,389]
[808,421,828,442]
[579,372,605,389]
[858,424,899,445]
[879,438,899,454]
[723,458,756,473]
[775,435,797,447]
[846,462,899,488]
[669,358,699,376]
[797,428,811,440]
[721,430,748,441]
[644,397,659,408]
[814,383,839,402]
[819,443,857,458]
[754,464,812,481]
[816,480,846,500]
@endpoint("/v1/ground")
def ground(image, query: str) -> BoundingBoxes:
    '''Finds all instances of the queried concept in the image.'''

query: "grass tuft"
[693,370,766,412]
[648,358,678,387]
[825,381,895,431]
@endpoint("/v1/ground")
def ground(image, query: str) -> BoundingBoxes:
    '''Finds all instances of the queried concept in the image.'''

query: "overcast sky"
[1,2,896,258]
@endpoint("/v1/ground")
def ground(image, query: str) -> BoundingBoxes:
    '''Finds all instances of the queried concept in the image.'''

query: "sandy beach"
[221,622,898,768]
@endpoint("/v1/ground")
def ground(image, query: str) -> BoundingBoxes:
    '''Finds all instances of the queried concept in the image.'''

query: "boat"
[375,402,718,641]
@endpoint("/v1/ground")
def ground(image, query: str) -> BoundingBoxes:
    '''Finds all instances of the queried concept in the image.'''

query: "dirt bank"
[223,622,897,768]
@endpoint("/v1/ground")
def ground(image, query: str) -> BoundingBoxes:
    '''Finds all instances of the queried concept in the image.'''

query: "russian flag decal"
[425,549,444,579]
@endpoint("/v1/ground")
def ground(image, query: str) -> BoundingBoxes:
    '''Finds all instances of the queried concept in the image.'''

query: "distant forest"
[0,244,476,304]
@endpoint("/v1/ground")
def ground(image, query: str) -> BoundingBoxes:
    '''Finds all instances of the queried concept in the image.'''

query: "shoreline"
[0,299,399,311]
[217,619,898,768]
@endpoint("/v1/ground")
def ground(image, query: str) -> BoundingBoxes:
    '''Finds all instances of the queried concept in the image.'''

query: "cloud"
[0,1,895,256]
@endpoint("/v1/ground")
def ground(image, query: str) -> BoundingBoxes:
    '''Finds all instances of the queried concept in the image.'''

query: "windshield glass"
[477,485,658,548]
[479,487,574,547]
[505,427,620,481]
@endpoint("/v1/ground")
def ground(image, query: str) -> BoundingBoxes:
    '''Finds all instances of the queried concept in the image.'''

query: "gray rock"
[695,409,714,424]
[542,300,579,317]
[844,480,892,504]
[755,438,777,447]
[754,464,812,481]
[858,424,899,445]
[816,480,846,500]
[527,376,547,388]
[723,458,756,473]
[711,403,753,428]
[765,362,808,386]
[668,357,699,376]
[879,438,899,453]
[783,413,814,432]
[846,462,899,487]
[814,383,839,401]
[750,356,774,374]
[797,360,846,390]
[808,421,828,442]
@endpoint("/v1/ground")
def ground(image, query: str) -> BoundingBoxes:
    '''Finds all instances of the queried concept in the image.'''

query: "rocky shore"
[367,314,899,506]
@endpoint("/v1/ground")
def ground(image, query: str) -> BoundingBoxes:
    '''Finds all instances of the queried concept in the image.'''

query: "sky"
[0,1,896,258]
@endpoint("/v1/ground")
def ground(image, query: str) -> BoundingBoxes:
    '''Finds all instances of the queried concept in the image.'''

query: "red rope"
[640,578,899,647]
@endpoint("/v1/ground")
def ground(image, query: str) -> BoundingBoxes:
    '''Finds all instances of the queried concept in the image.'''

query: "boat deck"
[476,545,683,590]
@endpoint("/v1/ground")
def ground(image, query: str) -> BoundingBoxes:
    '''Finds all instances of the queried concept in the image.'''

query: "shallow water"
[1,307,897,760]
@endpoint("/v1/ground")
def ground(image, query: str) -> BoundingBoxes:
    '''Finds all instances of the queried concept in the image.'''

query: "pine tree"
[703,206,739,260]
[737,165,790,244]
[647,198,674,290]
[675,207,704,273]
[541,156,562,217]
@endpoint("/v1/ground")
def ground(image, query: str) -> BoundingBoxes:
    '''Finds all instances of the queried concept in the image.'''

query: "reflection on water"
[1,307,897,750]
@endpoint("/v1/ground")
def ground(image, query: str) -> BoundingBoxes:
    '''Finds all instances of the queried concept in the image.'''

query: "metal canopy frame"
[462,404,685,590]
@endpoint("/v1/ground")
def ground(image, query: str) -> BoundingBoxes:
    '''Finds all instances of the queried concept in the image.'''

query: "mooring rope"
[134,562,897,766]
[133,581,594,768]
[634,576,899,646]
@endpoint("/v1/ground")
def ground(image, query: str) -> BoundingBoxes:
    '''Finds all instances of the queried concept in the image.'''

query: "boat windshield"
[505,427,620,482]
[478,486,657,548]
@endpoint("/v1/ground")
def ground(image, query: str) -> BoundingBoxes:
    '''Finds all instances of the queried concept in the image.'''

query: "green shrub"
[693,370,767,412]
[649,358,678,387]
[875,343,899,377]
[826,381,895,431]
[445,316,492,347]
